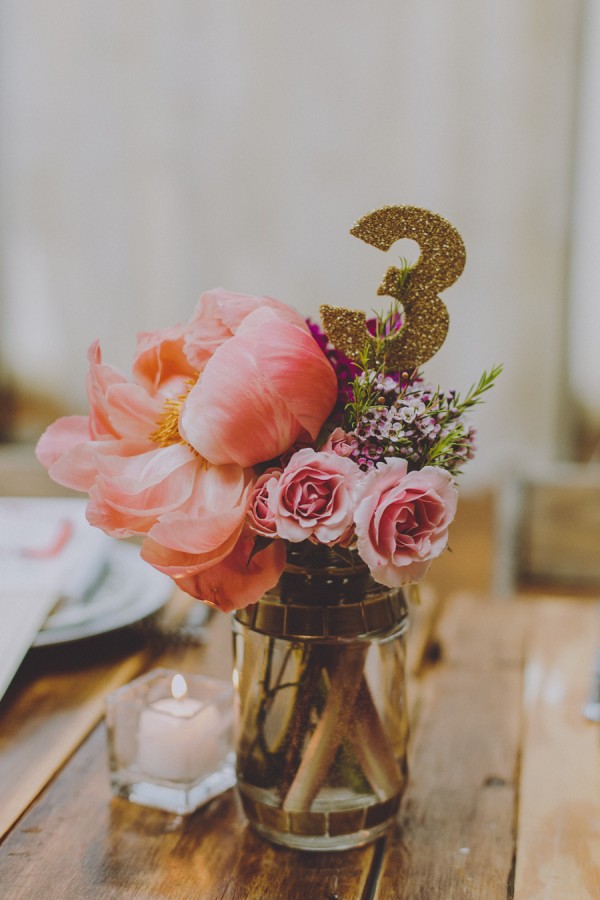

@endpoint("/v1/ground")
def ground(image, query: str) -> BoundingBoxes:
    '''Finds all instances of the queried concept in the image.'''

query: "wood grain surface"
[0,588,205,841]
[0,592,598,899]
[0,631,150,841]
[513,599,600,899]
[376,593,527,900]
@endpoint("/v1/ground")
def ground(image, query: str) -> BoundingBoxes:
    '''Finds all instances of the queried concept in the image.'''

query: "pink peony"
[179,306,337,468]
[247,469,282,537]
[36,289,337,609]
[354,458,458,587]
[36,341,252,561]
[269,448,362,544]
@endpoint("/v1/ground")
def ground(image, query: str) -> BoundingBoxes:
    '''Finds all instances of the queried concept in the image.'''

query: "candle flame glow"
[171,673,188,700]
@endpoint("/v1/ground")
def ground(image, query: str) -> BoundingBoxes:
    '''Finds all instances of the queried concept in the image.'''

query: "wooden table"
[0,588,599,899]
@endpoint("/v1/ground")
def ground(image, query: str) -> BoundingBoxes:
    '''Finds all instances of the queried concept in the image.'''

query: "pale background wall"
[0,1,590,488]
[569,0,600,434]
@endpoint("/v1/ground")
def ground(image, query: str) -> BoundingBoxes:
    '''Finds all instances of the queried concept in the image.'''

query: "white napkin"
[0,498,111,703]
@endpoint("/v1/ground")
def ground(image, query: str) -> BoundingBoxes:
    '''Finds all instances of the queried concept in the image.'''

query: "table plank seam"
[506,642,527,900]
[360,834,387,900]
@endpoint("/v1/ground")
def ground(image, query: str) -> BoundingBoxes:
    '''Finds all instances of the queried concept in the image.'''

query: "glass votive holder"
[106,668,235,814]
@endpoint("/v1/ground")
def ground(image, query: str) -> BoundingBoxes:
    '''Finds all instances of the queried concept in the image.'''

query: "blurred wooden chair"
[494,463,600,596]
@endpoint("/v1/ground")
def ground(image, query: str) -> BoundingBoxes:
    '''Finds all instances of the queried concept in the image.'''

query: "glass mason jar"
[232,544,409,851]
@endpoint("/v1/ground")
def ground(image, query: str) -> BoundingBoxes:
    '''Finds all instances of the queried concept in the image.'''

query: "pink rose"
[354,458,458,587]
[270,448,362,544]
[322,427,357,458]
[247,469,282,537]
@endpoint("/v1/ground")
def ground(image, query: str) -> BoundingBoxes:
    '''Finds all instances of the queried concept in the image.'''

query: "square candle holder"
[106,668,236,814]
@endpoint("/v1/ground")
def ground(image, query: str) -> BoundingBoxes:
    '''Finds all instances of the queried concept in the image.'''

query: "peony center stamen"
[150,396,185,447]
[149,379,202,458]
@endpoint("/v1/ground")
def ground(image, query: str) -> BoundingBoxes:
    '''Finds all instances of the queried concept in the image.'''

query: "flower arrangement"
[36,281,499,611]
[36,205,500,620]
[36,205,501,848]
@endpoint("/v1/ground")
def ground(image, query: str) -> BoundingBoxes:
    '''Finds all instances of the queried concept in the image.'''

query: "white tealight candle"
[137,674,223,783]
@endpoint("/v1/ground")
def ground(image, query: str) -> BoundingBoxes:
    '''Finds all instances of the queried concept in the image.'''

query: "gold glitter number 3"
[320,205,466,370]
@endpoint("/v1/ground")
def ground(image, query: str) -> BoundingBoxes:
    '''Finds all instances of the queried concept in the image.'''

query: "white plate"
[33,542,174,647]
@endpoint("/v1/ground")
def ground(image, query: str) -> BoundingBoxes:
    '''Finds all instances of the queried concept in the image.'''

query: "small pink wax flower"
[270,448,362,545]
[354,457,458,586]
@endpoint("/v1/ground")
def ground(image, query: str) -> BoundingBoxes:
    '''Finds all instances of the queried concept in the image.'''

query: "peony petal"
[235,310,337,441]
[174,530,286,612]
[184,289,309,369]
[141,517,244,574]
[83,444,199,536]
[92,441,194,489]
[35,416,90,470]
[180,356,297,466]
[132,323,198,396]
[146,464,250,553]
[104,382,164,442]
[180,316,337,466]
[86,486,163,537]
[93,459,198,520]
[148,508,246,554]
[85,341,130,439]
[44,437,150,493]
[179,463,249,515]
